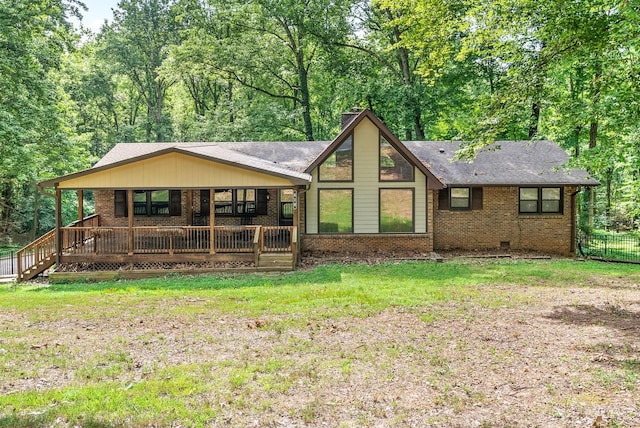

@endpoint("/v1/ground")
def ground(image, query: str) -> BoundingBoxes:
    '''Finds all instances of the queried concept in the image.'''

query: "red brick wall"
[302,233,433,256]
[95,189,282,227]
[433,186,577,255]
[299,188,434,256]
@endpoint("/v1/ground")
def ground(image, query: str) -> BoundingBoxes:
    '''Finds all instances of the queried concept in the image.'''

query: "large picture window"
[114,190,181,217]
[519,187,562,214]
[318,189,353,233]
[380,189,414,233]
[319,135,353,181]
[380,134,414,181]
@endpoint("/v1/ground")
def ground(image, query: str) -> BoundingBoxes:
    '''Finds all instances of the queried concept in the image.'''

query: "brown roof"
[42,110,599,189]
[41,144,313,187]
[405,140,599,186]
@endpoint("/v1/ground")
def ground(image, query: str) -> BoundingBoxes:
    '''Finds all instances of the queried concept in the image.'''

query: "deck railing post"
[55,187,62,266]
[127,190,134,255]
[209,188,215,254]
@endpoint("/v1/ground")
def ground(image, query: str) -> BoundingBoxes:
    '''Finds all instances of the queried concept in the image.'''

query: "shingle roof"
[53,142,313,187]
[404,140,599,186]
[89,137,598,188]
[94,141,331,173]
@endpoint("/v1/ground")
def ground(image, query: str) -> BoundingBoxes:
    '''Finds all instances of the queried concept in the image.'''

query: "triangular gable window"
[380,134,414,181]
[319,134,353,182]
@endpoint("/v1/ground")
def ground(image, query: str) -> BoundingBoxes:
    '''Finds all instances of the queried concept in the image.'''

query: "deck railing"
[261,226,294,252]
[16,229,56,281]
[60,225,294,256]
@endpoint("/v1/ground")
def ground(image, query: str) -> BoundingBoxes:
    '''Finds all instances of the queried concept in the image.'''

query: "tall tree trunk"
[528,101,540,139]
[228,80,234,124]
[390,15,425,141]
[605,167,613,230]
[295,50,314,141]
[32,186,40,240]
[587,63,602,229]
[588,119,598,229]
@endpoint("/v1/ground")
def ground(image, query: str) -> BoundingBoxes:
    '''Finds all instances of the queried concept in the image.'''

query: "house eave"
[38,146,311,189]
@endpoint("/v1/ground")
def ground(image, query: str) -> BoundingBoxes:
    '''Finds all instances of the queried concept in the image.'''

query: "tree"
[99,0,181,142]
[0,0,90,240]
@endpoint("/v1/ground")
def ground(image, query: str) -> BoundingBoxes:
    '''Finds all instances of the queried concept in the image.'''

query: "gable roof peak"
[304,109,444,189]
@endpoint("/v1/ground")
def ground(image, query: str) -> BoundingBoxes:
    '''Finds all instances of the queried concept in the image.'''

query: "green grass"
[580,230,640,261]
[1,259,639,427]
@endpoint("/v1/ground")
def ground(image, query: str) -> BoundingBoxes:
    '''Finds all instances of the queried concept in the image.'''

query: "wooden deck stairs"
[258,253,295,270]
[17,229,57,282]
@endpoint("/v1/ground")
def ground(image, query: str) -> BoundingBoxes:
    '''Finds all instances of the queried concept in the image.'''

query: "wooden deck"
[17,215,297,281]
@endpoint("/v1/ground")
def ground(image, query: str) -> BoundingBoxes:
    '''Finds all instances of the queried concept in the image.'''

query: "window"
[114,190,181,217]
[450,188,470,209]
[319,135,353,181]
[519,187,562,214]
[438,187,483,210]
[380,134,414,181]
[235,189,256,215]
[318,189,353,233]
[542,188,561,213]
[213,189,268,216]
[380,189,414,233]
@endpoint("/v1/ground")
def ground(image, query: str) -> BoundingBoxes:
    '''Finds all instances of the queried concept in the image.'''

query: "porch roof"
[40,145,312,189]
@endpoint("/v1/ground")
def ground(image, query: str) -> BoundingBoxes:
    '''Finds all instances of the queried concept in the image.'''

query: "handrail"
[261,226,294,252]
[16,229,56,282]
[68,214,100,228]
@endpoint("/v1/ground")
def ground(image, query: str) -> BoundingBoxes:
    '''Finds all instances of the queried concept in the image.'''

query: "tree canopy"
[1,0,639,241]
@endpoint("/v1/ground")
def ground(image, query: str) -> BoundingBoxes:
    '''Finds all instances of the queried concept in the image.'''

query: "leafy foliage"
[2,0,640,241]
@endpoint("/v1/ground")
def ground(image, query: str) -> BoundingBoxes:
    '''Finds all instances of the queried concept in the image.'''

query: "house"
[18,109,598,281]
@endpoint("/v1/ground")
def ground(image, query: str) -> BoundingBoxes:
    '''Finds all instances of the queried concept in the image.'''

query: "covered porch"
[19,146,311,281]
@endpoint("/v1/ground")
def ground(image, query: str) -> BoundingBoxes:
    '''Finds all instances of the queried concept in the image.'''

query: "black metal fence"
[577,231,640,262]
[0,249,17,277]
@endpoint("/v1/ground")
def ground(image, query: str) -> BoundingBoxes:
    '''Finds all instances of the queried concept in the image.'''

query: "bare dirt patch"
[1,266,639,427]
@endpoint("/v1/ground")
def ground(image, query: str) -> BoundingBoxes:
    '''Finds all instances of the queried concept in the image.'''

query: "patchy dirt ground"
[1,261,639,427]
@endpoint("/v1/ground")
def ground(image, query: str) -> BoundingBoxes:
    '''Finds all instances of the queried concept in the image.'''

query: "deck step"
[258,253,294,269]
[19,256,55,282]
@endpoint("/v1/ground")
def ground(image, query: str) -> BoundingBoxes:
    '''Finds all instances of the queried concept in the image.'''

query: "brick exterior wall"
[301,233,433,256]
[300,185,435,256]
[95,185,576,257]
[95,188,283,227]
[433,186,577,255]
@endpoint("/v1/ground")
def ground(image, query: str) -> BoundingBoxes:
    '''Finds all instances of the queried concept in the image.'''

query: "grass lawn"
[1,259,639,427]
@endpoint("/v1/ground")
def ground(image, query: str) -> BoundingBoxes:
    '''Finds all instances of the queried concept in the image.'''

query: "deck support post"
[55,187,62,266]
[186,190,193,226]
[209,188,215,254]
[77,189,84,222]
[127,190,134,255]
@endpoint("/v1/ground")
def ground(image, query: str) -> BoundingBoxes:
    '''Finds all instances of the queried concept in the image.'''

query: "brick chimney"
[341,107,362,130]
